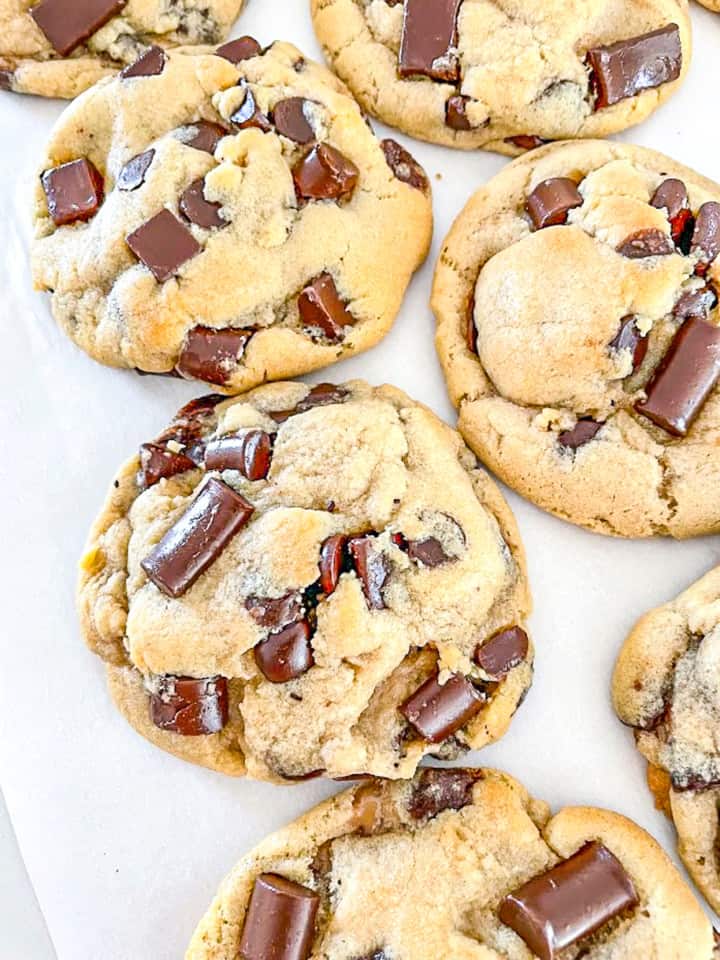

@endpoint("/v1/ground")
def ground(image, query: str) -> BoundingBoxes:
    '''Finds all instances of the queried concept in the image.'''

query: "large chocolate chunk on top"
[475,626,529,678]
[216,36,262,64]
[298,273,356,342]
[293,144,359,201]
[407,768,479,820]
[117,149,155,192]
[205,430,272,480]
[138,442,195,490]
[126,209,201,282]
[273,98,315,143]
[587,25,682,110]
[150,675,228,736]
[691,202,720,269]
[41,158,104,226]
[380,139,429,193]
[30,0,126,56]
[399,0,462,82]
[120,45,166,79]
[175,326,253,385]
[182,121,228,155]
[141,477,253,598]
[239,873,319,960]
[348,536,390,610]
[254,620,314,683]
[499,841,638,960]
[400,672,484,743]
[526,178,582,230]
[179,178,226,229]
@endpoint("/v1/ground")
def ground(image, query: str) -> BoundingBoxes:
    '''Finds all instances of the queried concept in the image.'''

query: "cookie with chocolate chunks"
[311,0,689,154]
[32,43,431,392]
[186,768,715,959]
[434,140,720,538]
[77,380,531,782]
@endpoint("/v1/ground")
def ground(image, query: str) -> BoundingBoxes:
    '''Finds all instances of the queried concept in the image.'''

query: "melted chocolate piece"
[499,841,638,960]
[293,144,359,201]
[120,45,166,79]
[610,316,649,371]
[466,293,477,354]
[380,139,429,193]
[558,419,602,450]
[126,209,201,282]
[586,25,682,110]
[298,273,356,342]
[239,874,319,960]
[445,95,472,131]
[179,178,226,229]
[691,202,720,270]
[526,178,582,230]
[616,228,674,259]
[182,121,228,154]
[407,768,479,819]
[205,429,272,480]
[406,537,451,567]
[141,478,253,597]
[319,535,347,595]
[0,70,13,91]
[673,285,717,320]
[636,317,720,436]
[41,159,104,226]
[175,326,253,385]
[117,149,155,191]
[269,384,350,424]
[255,620,314,683]
[149,675,228,735]
[650,178,691,243]
[671,770,720,792]
[246,593,304,631]
[30,0,125,56]
[216,36,262,63]
[505,135,547,150]
[138,442,195,490]
[230,84,271,131]
[399,0,462,82]
[273,98,315,143]
[475,626,529,678]
[349,536,390,610]
[401,672,484,743]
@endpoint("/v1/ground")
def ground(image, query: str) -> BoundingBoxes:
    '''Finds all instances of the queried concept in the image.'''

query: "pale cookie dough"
[433,140,720,538]
[0,0,244,98]
[78,381,532,783]
[310,0,691,155]
[31,43,432,390]
[186,767,715,959]
[613,565,720,914]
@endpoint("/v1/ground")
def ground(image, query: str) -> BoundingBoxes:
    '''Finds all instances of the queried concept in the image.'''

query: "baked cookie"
[433,140,720,538]
[697,0,720,10]
[613,565,720,914]
[0,0,244,98]
[310,0,690,155]
[78,381,532,782]
[186,766,715,959]
[31,43,431,391]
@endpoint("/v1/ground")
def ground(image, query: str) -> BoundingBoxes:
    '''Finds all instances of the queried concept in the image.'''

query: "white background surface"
[1,3,719,958]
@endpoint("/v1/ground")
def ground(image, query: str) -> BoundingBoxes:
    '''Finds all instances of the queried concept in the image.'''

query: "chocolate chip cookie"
[310,0,690,154]
[31,43,432,391]
[78,381,532,782]
[613,565,720,913]
[0,0,245,98]
[433,140,720,538]
[186,766,714,959]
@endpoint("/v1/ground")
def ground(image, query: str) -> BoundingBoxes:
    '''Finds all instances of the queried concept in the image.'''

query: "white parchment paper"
[1,4,719,958]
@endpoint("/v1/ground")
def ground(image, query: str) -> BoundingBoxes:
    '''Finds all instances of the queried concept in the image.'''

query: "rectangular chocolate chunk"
[126,209,201,283]
[41,158,104,226]
[587,24,682,109]
[239,874,319,960]
[400,672,484,743]
[399,0,462,82]
[30,0,126,56]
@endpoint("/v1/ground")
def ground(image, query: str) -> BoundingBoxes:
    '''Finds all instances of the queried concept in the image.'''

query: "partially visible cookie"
[433,140,720,538]
[697,0,720,10]
[31,42,431,390]
[78,381,532,783]
[311,0,690,154]
[0,0,245,98]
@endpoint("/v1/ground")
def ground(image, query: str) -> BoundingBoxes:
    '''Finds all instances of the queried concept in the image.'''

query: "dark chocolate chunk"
[349,536,390,610]
[526,178,582,230]
[155,394,224,462]
[407,768,479,820]
[293,144,359,201]
[380,139,429,193]
[149,675,228,735]
[138,442,195,490]
[466,294,477,354]
[141,477,253,598]
[650,178,691,243]
[475,626,529,678]
[610,316,649,371]
[41,158,104,226]
[182,121,228,154]
[673,285,717,320]
[117,149,155,192]
[175,326,253,385]
[298,273,356,342]
[246,593,304,631]
[273,98,315,143]
[126,209,201,282]
[505,135,547,150]
[445,95,472,131]
[398,0,462,82]
[120,45,166,79]
[255,620,314,683]
[30,0,125,56]
[400,672,484,743]
[691,202,720,270]
[179,177,226,229]
[406,537,451,567]
[635,317,720,436]
[558,419,602,450]
[230,84,271,131]
[671,770,720,792]
[269,384,350,424]
[499,841,638,960]
[0,70,14,91]
[205,429,272,480]
[586,25,682,110]
[319,535,347,595]
[239,873,319,960]
[616,228,674,259]
[216,35,262,63]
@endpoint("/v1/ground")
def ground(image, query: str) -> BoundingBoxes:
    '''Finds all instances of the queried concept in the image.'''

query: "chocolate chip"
[239,874,319,960]
[558,419,602,449]
[616,228,674,259]
[41,159,104,226]
[650,178,691,243]
[269,384,350,424]
[445,95,472,130]
[293,144,359,201]
[204,429,272,480]
[636,317,720,436]
[230,84,271,131]
[475,626,529,678]
[399,0,462,82]
[126,209,201,282]
[505,135,547,150]
[406,537,451,567]
[499,841,638,960]
[380,139,429,193]
[349,536,390,610]
[179,177,226,229]
[155,393,224,461]
[30,0,125,56]
[673,285,717,320]
[216,35,262,63]
[246,593,304,631]
[273,98,315,143]
[120,45,166,79]
[117,149,155,191]
[149,675,228,735]
[352,952,388,960]
[671,770,720,792]
[175,326,253,385]
[586,25,682,109]
[407,768,479,820]
[526,178,582,230]
[465,294,477,354]
[610,316,648,371]
[141,477,253,598]
[182,121,228,154]
[0,70,14,91]
[255,620,314,683]
[298,273,356,343]
[319,535,347,595]
[400,672,484,743]
[691,202,720,270]
[138,442,195,490]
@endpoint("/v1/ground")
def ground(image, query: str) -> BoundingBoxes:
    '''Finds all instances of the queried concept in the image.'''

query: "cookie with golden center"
[433,140,720,538]
[310,0,690,155]
[0,0,245,98]
[186,767,714,960]
[31,42,432,391]
[613,565,720,914]
[78,381,532,783]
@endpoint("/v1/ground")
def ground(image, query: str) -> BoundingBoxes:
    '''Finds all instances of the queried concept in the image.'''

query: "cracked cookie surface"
[0,0,244,98]
[433,140,720,538]
[186,766,714,959]
[78,381,532,782]
[613,565,720,913]
[310,0,690,154]
[31,42,431,391]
